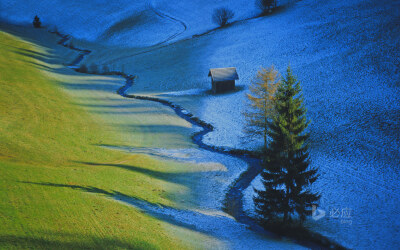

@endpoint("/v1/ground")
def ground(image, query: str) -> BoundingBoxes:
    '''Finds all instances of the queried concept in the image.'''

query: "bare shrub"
[212,7,234,27]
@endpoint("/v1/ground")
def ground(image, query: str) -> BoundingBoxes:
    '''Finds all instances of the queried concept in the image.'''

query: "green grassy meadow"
[0,28,213,249]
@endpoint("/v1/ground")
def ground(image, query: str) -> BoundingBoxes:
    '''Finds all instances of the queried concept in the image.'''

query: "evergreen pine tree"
[254,66,320,226]
[33,15,41,28]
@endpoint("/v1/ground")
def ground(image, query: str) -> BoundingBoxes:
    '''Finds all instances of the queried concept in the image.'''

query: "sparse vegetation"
[32,15,41,28]
[212,7,235,27]
[78,64,88,73]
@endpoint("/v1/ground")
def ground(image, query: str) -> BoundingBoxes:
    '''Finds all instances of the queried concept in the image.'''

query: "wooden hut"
[208,67,239,94]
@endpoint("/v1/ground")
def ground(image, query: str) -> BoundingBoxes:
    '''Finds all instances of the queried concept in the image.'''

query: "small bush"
[212,7,234,27]
[32,15,41,28]
[78,64,88,73]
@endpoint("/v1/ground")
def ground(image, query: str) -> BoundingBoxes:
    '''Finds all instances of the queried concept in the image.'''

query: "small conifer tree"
[78,64,88,73]
[33,15,41,28]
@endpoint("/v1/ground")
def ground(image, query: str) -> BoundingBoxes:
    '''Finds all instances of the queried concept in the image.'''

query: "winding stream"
[118,76,264,225]
[55,29,271,235]
[51,30,336,249]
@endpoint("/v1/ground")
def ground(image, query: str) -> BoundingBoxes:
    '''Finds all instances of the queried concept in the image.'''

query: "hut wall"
[213,80,235,93]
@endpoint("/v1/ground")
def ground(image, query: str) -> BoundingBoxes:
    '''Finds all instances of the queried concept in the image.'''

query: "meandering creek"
[53,31,331,249]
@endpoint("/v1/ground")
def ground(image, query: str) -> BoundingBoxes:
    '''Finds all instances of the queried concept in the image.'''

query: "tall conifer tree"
[254,66,320,226]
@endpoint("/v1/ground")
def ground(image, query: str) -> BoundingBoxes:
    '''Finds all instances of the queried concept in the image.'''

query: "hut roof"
[208,67,239,82]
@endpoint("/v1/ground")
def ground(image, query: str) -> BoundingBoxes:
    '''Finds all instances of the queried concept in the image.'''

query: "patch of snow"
[163,88,207,97]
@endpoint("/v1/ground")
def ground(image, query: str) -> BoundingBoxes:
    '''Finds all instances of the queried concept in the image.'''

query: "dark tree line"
[212,0,278,28]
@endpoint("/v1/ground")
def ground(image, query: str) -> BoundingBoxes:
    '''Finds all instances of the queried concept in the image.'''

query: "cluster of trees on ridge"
[212,0,278,27]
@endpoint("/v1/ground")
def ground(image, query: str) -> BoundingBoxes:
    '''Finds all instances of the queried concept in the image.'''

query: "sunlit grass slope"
[0,30,211,249]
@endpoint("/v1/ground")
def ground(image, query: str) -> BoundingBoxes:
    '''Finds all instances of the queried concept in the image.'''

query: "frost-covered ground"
[113,0,400,247]
[103,145,304,249]
[2,0,399,248]
[0,0,182,47]
[0,0,260,46]
[103,145,243,210]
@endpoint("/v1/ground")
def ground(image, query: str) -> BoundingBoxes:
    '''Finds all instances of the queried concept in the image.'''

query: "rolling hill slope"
[1,0,399,248]
[0,28,216,249]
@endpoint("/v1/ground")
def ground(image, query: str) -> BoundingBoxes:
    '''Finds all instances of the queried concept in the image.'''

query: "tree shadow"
[113,123,193,136]
[74,161,207,187]
[113,192,285,243]
[18,180,277,242]
[60,81,121,91]
[12,48,53,61]
[72,102,169,115]
[204,85,246,96]
[18,181,215,237]
[19,181,114,196]
[94,144,195,162]
[91,109,167,115]
[18,59,55,71]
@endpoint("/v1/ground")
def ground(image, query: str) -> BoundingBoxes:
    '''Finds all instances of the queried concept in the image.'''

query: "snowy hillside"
[0,0,260,46]
[2,0,399,248]
[115,0,400,248]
